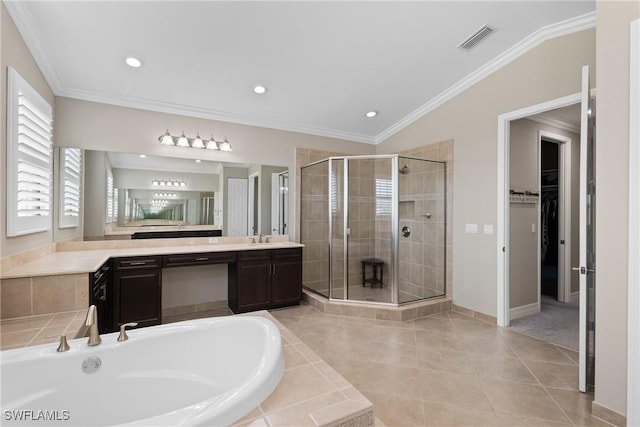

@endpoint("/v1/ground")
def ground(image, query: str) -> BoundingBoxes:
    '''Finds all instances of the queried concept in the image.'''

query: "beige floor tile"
[481,378,571,423]
[413,316,455,333]
[365,391,426,427]
[32,325,68,342]
[371,324,417,345]
[510,339,575,364]
[424,402,499,426]
[303,333,371,362]
[260,365,336,413]
[447,311,476,321]
[494,413,572,426]
[525,360,578,390]
[451,318,502,338]
[415,329,464,351]
[558,347,579,365]
[359,363,421,400]
[0,330,39,348]
[321,354,365,387]
[0,316,51,333]
[366,341,418,368]
[545,388,608,426]
[47,312,78,326]
[455,334,516,358]
[416,346,476,375]
[470,353,537,384]
[420,369,494,411]
[282,344,309,370]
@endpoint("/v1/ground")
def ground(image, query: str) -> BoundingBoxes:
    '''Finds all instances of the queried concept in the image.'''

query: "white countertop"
[1,241,304,280]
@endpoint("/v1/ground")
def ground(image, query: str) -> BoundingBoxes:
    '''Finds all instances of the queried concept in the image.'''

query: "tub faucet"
[85,305,102,346]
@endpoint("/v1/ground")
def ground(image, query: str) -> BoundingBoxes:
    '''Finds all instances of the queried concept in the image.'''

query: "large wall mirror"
[80,149,288,240]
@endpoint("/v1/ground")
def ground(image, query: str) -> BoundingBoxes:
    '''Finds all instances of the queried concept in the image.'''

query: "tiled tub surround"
[0,236,302,324]
[0,310,87,351]
[1,310,375,427]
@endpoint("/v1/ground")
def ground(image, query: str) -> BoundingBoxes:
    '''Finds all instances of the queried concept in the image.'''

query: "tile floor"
[267,303,611,427]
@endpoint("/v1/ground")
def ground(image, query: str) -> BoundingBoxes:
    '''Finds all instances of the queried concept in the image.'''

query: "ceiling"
[6,1,595,144]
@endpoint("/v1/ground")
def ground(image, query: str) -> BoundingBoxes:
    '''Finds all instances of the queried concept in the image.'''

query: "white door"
[227,178,248,236]
[577,65,596,392]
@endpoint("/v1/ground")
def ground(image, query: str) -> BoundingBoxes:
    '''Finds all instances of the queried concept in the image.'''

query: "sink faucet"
[85,305,102,346]
[258,233,265,243]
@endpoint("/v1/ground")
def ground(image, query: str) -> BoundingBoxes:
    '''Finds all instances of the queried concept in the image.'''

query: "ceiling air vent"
[458,25,495,50]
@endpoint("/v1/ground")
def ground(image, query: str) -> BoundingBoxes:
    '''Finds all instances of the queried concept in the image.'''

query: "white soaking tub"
[0,316,284,426]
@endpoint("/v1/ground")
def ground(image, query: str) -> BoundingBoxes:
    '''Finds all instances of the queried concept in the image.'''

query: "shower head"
[399,165,409,175]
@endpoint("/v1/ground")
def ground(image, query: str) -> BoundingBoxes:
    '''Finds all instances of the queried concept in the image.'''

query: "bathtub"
[1,316,284,426]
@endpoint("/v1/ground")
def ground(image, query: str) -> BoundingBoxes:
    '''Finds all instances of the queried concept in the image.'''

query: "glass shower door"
[345,157,393,304]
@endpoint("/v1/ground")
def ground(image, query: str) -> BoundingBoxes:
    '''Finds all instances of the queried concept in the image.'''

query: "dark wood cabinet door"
[115,269,162,328]
[271,257,302,307]
[236,260,271,312]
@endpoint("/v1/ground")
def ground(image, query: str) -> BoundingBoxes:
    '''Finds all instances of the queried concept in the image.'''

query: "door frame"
[248,172,259,235]
[627,18,640,427]
[497,92,581,327]
[538,131,573,304]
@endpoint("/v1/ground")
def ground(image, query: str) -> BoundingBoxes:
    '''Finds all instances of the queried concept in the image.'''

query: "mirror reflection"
[81,150,288,240]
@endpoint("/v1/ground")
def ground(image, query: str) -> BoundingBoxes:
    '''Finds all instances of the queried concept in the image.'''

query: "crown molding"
[4,1,65,93]
[6,0,594,147]
[526,114,580,134]
[374,11,596,144]
[60,88,377,145]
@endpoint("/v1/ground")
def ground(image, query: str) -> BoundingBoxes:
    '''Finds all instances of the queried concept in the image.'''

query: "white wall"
[593,0,640,418]
[376,29,595,318]
[162,265,228,308]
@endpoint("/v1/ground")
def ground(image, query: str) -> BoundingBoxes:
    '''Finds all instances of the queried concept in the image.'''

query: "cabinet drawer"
[114,256,162,270]
[272,247,302,259]
[238,250,271,262]
[163,252,236,268]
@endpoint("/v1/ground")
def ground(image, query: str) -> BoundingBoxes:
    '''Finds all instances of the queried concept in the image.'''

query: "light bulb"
[192,133,204,148]
[220,138,232,152]
[159,130,174,145]
[177,132,189,147]
[206,136,219,150]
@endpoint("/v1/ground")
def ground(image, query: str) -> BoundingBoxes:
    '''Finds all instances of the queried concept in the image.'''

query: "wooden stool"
[361,258,384,288]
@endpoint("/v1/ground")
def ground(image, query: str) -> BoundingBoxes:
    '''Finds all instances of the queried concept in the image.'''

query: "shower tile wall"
[399,140,454,301]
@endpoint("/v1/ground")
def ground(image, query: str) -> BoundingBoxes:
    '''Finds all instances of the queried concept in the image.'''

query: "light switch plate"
[483,225,494,235]
[465,224,478,234]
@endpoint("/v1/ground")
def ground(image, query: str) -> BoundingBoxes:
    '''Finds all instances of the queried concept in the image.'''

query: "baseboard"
[510,302,540,320]
[591,401,626,427]
[452,304,497,324]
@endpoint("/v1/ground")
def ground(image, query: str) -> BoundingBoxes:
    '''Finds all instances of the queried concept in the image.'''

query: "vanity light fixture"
[154,192,176,198]
[195,159,202,163]
[365,111,378,118]
[139,154,146,158]
[158,130,232,151]
[152,179,187,187]
[125,57,143,68]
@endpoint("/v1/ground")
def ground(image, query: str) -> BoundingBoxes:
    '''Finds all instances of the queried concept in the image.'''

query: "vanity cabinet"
[229,248,302,313]
[112,256,162,330]
[89,260,112,334]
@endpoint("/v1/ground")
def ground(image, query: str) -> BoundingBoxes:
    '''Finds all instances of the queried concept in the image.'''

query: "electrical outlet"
[208,237,219,244]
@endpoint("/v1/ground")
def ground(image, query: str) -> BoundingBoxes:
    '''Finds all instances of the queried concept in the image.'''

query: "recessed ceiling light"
[253,85,267,94]
[195,159,201,163]
[365,111,378,118]
[139,154,146,158]
[125,57,143,68]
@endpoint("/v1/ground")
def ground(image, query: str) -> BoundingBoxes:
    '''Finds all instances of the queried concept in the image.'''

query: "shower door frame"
[326,154,400,306]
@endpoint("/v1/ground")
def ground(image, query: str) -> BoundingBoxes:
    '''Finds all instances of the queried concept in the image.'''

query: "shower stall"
[300,155,446,305]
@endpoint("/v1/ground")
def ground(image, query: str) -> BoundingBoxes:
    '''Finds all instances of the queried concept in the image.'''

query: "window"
[6,67,53,236]
[58,147,82,228]
[106,169,114,223]
[375,178,392,216]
